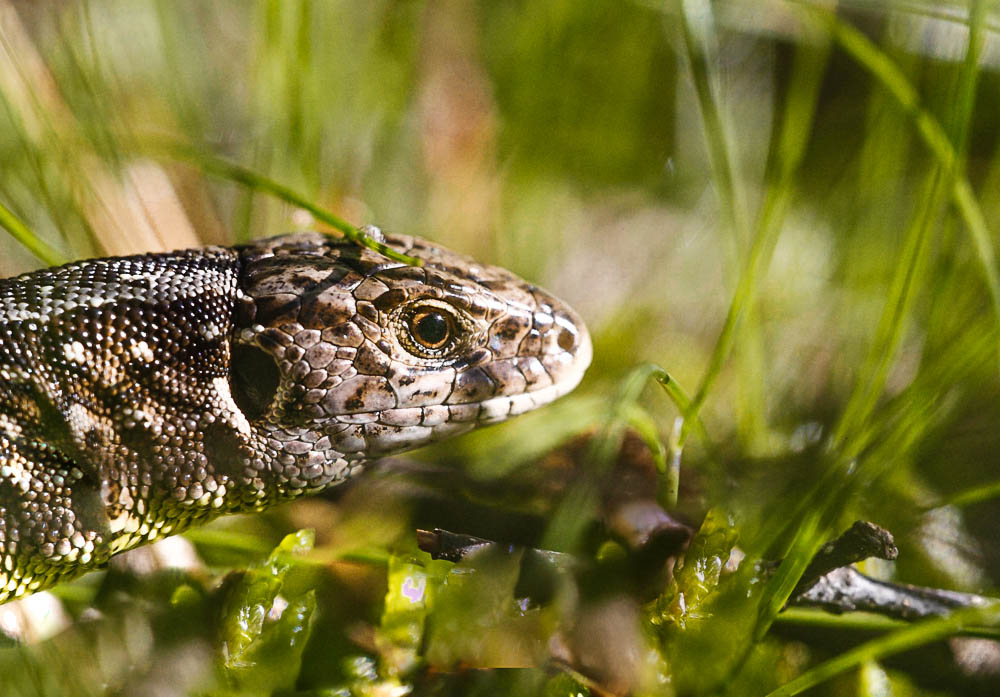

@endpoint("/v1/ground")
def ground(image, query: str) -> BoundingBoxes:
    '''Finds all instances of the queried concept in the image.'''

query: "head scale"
[229,232,591,500]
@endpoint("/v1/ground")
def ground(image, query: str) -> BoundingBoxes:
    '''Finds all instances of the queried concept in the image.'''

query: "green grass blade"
[654,367,714,457]
[675,13,830,450]
[541,364,661,551]
[147,140,422,265]
[836,0,1000,33]
[799,4,1000,351]
[948,0,990,162]
[675,0,750,443]
[755,4,989,640]
[753,503,825,641]
[541,363,712,548]
[0,198,65,266]
[831,170,941,450]
[764,602,1000,697]
[777,606,1000,640]
[938,480,1000,508]
[677,0,748,242]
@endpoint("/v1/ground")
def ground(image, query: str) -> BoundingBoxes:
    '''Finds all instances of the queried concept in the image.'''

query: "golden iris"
[411,310,451,348]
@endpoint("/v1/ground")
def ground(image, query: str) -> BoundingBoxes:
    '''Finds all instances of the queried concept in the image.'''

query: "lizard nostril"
[230,344,280,421]
[557,327,576,352]
[552,312,581,354]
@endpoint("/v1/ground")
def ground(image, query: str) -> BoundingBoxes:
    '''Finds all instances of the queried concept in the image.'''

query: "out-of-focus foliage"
[649,509,739,631]
[2,0,1000,695]
[216,530,317,695]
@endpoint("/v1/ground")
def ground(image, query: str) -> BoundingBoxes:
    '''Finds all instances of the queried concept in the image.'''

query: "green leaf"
[648,507,738,630]
[217,529,317,694]
[376,554,449,677]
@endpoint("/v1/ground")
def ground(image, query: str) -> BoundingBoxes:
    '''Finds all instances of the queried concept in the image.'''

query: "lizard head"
[230,232,591,495]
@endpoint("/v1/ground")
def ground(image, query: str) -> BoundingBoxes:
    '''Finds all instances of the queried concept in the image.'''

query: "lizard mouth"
[352,301,592,457]
[474,314,592,424]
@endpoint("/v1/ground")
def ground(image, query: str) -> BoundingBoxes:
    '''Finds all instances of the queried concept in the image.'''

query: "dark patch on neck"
[119,417,159,465]
[202,420,254,481]
[27,385,103,482]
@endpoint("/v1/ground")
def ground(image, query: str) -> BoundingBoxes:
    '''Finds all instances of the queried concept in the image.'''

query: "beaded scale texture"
[0,232,591,602]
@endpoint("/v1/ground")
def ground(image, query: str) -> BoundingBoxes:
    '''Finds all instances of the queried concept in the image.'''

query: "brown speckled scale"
[0,232,591,601]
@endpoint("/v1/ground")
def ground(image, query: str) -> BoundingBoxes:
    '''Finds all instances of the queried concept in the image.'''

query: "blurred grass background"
[1,0,1000,695]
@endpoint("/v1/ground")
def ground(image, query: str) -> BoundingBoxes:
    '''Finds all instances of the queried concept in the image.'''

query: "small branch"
[782,521,993,620]
[793,520,898,595]
[794,566,991,621]
[417,522,997,627]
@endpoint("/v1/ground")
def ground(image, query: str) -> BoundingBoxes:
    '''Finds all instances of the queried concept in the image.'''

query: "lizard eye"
[397,301,465,358]
[230,344,280,420]
[411,310,451,348]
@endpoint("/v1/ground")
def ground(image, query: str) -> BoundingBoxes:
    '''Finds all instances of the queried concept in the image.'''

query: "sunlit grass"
[151,141,423,264]
[1,1,1000,696]
[0,199,63,266]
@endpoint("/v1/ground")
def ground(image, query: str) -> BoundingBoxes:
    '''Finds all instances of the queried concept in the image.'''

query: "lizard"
[0,230,591,603]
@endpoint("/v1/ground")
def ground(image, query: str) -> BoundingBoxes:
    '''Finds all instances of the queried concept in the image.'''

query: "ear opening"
[230,343,280,421]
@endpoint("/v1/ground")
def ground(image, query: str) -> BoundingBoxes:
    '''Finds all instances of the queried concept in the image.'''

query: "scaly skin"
[0,232,591,602]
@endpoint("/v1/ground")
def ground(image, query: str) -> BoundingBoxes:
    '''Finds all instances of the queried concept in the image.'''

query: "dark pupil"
[415,312,449,346]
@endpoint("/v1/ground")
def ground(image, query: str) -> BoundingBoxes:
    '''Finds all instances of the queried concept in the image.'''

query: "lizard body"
[0,232,590,602]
